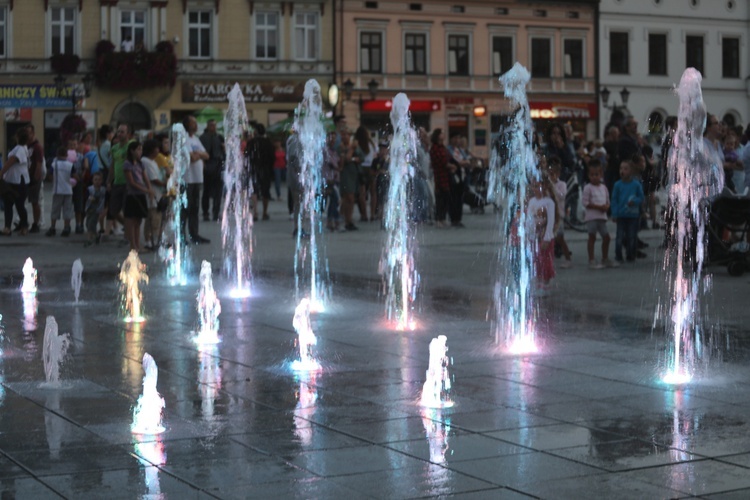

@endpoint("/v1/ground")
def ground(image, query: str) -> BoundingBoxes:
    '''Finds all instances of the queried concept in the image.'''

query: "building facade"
[0,0,334,154]
[599,0,749,137]
[336,0,599,158]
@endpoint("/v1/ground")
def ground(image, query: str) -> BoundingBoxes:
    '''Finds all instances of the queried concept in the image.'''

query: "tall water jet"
[293,80,330,310]
[379,93,420,330]
[21,257,37,294]
[40,316,70,389]
[194,261,221,344]
[660,68,724,384]
[120,250,149,323]
[420,335,453,408]
[163,123,190,286]
[131,353,166,434]
[221,84,254,298]
[487,63,541,353]
[290,298,320,371]
[71,259,83,304]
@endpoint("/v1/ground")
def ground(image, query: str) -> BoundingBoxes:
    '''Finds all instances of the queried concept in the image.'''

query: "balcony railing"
[177,59,334,76]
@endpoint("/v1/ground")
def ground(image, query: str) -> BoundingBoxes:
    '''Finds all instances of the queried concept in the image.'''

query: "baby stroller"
[706,195,750,276]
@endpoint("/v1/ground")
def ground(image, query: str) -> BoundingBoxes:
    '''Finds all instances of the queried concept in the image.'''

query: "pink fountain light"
[21,257,37,294]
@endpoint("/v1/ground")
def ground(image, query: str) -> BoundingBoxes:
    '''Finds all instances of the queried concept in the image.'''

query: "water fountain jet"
[120,250,149,323]
[659,68,724,384]
[131,353,166,434]
[40,316,70,389]
[71,259,83,304]
[162,123,190,286]
[290,298,321,371]
[380,93,420,331]
[420,335,453,408]
[222,83,254,298]
[194,261,221,344]
[21,257,37,294]
[487,63,541,353]
[293,80,330,309]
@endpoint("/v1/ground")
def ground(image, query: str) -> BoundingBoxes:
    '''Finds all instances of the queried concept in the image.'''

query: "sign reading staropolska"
[182,82,305,103]
[529,102,597,120]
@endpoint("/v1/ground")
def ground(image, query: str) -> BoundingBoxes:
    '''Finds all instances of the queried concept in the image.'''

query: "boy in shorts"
[582,159,618,269]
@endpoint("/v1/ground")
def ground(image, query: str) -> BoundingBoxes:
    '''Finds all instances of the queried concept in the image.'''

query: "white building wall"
[599,0,750,136]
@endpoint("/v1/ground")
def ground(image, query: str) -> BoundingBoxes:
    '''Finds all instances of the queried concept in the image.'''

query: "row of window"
[0,6,320,61]
[610,32,741,78]
[361,32,585,78]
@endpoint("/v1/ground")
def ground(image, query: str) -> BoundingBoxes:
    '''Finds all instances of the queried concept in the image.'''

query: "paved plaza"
[1,195,750,499]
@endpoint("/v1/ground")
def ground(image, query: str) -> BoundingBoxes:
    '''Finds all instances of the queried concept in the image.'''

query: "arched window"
[722,112,737,128]
[115,102,152,133]
[648,111,665,134]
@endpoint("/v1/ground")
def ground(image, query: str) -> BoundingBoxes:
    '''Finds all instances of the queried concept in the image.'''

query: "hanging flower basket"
[50,53,81,74]
[94,41,177,91]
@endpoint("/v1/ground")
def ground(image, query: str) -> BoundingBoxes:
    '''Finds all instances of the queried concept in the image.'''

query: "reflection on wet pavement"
[2,271,750,499]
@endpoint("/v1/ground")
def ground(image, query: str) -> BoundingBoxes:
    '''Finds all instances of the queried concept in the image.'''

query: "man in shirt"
[183,115,210,244]
[199,119,224,222]
[25,124,45,233]
[107,122,133,235]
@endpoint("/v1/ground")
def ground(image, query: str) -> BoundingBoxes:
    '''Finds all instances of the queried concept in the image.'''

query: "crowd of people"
[2,110,743,291]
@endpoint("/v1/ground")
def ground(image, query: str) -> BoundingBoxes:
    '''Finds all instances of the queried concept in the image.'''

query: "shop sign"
[361,99,441,113]
[182,82,305,103]
[529,102,597,120]
[0,84,75,108]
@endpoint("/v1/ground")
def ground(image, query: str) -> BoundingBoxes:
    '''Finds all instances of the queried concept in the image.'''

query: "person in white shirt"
[46,146,78,237]
[141,139,166,249]
[183,115,210,244]
[0,127,31,235]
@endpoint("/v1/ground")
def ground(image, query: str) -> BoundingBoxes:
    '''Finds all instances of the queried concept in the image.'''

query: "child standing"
[84,171,106,247]
[582,159,617,269]
[526,177,557,293]
[46,146,77,237]
[611,160,645,262]
[547,159,572,268]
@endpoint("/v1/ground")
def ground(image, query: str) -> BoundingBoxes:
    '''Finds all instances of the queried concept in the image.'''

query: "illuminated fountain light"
[21,257,37,294]
[131,353,166,435]
[380,93,420,331]
[420,335,454,408]
[487,63,541,354]
[71,258,83,304]
[162,123,190,286]
[293,80,331,310]
[659,68,724,385]
[39,316,70,389]
[194,261,221,345]
[222,84,254,299]
[290,298,321,371]
[120,250,149,323]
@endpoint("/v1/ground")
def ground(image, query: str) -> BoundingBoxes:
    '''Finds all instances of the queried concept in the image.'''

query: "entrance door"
[5,121,30,153]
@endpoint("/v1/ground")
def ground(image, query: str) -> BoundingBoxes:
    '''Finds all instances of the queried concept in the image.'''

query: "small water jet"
[71,258,83,304]
[421,408,451,463]
[222,84,254,299]
[163,123,190,286]
[120,250,149,323]
[293,80,330,310]
[194,261,221,344]
[40,316,70,389]
[134,436,166,497]
[290,298,321,371]
[487,63,541,353]
[198,346,222,421]
[22,292,38,332]
[380,93,420,331]
[659,68,724,384]
[294,371,318,446]
[131,353,166,434]
[21,257,37,294]
[420,335,453,408]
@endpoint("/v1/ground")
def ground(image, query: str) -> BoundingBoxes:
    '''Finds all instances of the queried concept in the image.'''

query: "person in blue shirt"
[611,160,644,262]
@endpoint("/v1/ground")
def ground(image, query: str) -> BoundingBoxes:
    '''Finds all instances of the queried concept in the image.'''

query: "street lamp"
[600,86,630,126]
[54,73,95,116]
